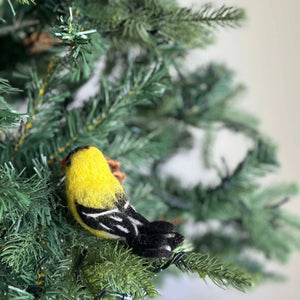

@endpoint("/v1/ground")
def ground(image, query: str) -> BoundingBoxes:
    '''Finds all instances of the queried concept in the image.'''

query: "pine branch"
[147,135,299,263]
[170,252,251,291]
[0,78,24,128]
[50,7,107,81]
[193,233,285,283]
[165,139,279,221]
[107,131,163,169]
[3,285,35,300]
[0,78,22,94]
[0,160,57,269]
[45,59,169,165]
[17,0,36,4]
[79,241,159,299]
[163,5,245,28]
[177,65,246,127]
[0,0,298,298]
[0,19,39,37]
[80,1,244,47]
[0,98,24,129]
[208,139,278,197]
[126,181,170,221]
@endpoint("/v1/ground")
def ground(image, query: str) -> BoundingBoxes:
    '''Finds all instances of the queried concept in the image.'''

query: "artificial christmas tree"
[0,1,299,299]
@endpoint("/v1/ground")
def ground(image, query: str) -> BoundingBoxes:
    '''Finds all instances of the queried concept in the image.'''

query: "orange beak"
[61,157,67,168]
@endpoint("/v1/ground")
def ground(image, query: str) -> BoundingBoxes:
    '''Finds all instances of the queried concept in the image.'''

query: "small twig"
[0,19,40,37]
[74,248,87,279]
[153,252,191,273]
[269,197,290,209]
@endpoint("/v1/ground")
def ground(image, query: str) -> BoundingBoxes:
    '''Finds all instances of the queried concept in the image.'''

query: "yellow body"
[64,146,124,238]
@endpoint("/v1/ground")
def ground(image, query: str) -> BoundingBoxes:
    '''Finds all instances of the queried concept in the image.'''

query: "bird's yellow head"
[62,146,124,209]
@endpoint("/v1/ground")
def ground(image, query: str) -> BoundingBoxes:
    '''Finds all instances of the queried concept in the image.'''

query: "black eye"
[66,157,71,167]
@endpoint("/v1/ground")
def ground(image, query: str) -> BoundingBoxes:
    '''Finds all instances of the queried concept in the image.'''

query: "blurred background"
[158,0,300,299]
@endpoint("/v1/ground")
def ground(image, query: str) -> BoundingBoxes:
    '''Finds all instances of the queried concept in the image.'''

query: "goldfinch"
[62,146,184,258]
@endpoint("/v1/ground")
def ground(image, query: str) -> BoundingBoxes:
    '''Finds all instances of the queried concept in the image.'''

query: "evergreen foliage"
[0,79,23,128]
[0,0,299,299]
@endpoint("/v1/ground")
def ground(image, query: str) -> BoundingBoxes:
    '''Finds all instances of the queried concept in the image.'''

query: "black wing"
[75,193,147,241]
[76,193,184,258]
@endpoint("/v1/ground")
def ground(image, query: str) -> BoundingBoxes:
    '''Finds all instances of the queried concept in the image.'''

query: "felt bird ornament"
[62,146,184,258]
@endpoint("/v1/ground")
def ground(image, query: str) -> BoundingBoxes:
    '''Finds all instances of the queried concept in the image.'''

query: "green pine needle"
[0,0,298,298]
[178,252,252,292]
[0,78,23,128]
[80,241,159,299]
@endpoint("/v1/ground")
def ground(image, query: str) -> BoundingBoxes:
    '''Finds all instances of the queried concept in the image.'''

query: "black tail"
[128,220,184,258]
[110,197,184,258]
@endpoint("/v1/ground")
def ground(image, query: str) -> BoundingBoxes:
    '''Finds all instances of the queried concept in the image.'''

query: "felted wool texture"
[64,146,184,255]
[65,147,125,238]
[65,147,124,208]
